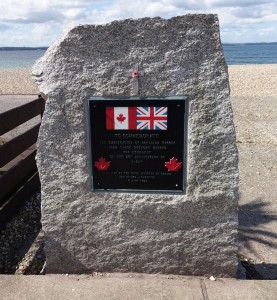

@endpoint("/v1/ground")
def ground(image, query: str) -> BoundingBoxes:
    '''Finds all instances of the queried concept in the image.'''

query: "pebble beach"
[228,64,277,98]
[0,68,38,95]
[0,64,276,96]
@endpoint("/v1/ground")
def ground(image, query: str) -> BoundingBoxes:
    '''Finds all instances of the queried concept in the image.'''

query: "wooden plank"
[0,144,36,173]
[0,148,37,206]
[0,124,40,167]
[0,172,40,231]
[0,97,45,136]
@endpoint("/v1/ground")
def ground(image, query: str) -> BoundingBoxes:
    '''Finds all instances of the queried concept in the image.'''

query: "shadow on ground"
[238,199,277,279]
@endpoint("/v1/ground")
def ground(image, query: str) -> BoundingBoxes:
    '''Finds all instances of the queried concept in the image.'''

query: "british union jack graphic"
[136,107,168,130]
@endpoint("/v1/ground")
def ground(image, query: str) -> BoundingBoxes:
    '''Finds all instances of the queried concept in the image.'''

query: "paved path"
[0,273,276,300]
[232,94,277,279]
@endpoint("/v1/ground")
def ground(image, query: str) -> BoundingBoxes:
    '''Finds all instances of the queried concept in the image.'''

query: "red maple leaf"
[117,114,126,123]
[165,157,182,172]
[94,157,110,171]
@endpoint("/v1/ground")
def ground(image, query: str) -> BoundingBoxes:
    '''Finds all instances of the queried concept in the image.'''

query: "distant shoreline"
[1,43,277,66]
[0,42,277,50]
[0,47,48,51]
[223,42,277,45]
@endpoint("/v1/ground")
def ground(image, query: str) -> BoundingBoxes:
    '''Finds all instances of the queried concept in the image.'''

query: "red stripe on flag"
[149,107,154,129]
[128,107,137,130]
[106,107,115,130]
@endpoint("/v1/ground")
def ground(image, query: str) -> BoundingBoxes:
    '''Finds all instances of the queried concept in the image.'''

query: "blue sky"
[0,0,276,46]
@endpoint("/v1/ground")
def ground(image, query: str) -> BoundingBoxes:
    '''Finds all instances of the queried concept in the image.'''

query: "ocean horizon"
[0,43,276,68]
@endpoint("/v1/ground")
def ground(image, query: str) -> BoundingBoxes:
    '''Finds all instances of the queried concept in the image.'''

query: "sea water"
[0,43,276,68]
[223,43,277,65]
[0,50,46,68]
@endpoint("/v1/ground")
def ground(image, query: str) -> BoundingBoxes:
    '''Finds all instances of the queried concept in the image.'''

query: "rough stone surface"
[32,15,239,276]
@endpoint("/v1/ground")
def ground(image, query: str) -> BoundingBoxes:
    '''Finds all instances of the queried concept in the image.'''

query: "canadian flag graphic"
[106,107,137,130]
[106,106,168,130]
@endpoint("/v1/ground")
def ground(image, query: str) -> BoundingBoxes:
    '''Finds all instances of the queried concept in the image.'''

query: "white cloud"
[0,0,276,46]
[206,0,272,8]
[63,8,87,19]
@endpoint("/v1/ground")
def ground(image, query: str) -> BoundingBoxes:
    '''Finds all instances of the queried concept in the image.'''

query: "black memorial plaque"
[87,97,188,193]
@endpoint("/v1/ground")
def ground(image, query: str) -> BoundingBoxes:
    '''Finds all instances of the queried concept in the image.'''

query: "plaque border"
[86,96,189,194]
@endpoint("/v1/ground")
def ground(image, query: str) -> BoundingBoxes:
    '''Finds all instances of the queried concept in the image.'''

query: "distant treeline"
[0,47,48,51]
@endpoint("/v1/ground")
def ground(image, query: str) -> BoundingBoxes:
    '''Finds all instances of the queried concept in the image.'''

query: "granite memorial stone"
[32,14,239,276]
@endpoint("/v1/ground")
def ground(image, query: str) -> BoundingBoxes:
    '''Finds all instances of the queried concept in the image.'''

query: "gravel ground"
[0,193,43,274]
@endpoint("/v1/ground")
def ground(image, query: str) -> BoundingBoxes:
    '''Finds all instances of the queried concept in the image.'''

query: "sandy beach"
[0,68,38,95]
[0,64,276,96]
[228,64,277,97]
